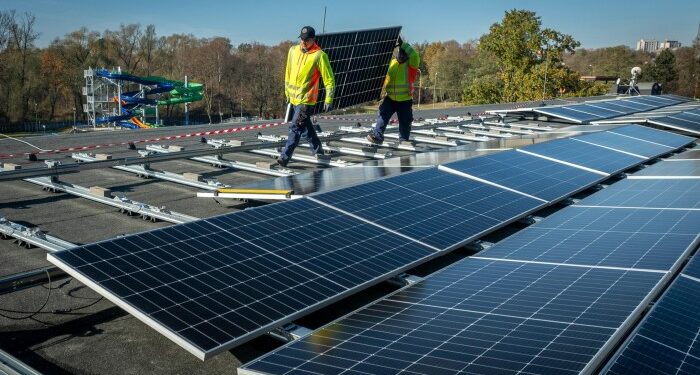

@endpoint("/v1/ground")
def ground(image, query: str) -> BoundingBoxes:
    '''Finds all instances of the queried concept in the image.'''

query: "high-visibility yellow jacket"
[285,43,335,106]
[384,42,420,102]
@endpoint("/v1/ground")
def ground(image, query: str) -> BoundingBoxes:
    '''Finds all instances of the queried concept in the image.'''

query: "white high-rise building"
[636,39,681,53]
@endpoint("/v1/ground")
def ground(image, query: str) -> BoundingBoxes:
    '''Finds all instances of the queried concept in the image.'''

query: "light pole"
[72,107,76,127]
[240,98,243,122]
[588,64,593,76]
[33,101,38,132]
[433,71,438,109]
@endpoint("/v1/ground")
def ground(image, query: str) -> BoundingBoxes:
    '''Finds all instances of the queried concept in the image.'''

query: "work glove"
[323,102,332,112]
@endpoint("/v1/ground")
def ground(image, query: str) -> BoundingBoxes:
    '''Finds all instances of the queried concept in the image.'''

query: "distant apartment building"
[636,39,681,53]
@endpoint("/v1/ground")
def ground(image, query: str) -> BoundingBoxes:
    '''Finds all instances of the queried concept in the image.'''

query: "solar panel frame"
[48,198,438,360]
[310,26,401,114]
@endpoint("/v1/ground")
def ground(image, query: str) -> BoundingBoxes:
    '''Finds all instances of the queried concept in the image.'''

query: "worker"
[366,36,420,144]
[278,26,335,167]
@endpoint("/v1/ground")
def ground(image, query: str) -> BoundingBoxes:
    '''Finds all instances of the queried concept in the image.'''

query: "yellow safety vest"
[285,43,335,106]
[384,42,420,102]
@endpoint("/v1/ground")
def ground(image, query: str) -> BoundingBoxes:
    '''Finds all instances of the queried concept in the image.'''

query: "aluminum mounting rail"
[248,149,353,167]
[23,177,199,224]
[146,144,296,177]
[72,153,229,191]
[383,133,462,146]
[0,217,76,252]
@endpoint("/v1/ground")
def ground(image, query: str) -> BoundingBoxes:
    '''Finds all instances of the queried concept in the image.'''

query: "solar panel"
[649,113,700,135]
[635,160,700,177]
[312,168,545,250]
[48,198,436,359]
[531,96,688,124]
[534,106,604,123]
[311,26,401,114]
[604,272,700,375]
[440,150,605,202]
[670,149,700,159]
[519,138,645,174]
[573,132,672,159]
[241,258,664,375]
[682,256,700,279]
[479,206,700,271]
[578,178,700,209]
[607,124,695,149]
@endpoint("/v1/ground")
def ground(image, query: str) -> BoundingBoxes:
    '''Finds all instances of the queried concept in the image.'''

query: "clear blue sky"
[6,0,700,49]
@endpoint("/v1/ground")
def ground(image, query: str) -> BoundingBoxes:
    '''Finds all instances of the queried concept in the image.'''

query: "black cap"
[298,26,315,40]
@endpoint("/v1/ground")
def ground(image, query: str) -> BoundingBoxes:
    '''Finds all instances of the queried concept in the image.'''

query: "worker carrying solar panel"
[367,35,420,144]
[278,26,335,167]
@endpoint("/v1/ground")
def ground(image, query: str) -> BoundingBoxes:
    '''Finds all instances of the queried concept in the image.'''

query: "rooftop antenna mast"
[626,66,642,95]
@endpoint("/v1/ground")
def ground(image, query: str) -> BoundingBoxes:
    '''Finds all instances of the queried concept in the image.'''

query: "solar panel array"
[635,160,700,177]
[648,107,700,136]
[533,95,687,124]
[311,26,401,114]
[240,127,698,375]
[48,123,694,361]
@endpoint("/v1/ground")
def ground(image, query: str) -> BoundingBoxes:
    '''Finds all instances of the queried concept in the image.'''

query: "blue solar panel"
[242,258,664,375]
[573,131,675,158]
[312,168,544,250]
[520,138,644,174]
[441,150,604,202]
[587,101,636,115]
[635,160,700,177]
[480,206,700,271]
[534,106,604,123]
[607,124,695,149]
[579,178,700,209]
[49,198,435,359]
[614,100,653,111]
[575,104,623,117]
[650,116,700,134]
[683,257,700,279]
[605,275,700,375]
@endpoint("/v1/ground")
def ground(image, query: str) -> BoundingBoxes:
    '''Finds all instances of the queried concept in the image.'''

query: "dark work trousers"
[372,97,414,141]
[279,104,323,162]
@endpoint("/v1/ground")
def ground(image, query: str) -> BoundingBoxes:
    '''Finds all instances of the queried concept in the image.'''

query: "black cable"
[0,270,52,320]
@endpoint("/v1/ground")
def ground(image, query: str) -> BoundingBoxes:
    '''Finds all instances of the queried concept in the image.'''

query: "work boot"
[276,158,289,167]
[366,134,383,144]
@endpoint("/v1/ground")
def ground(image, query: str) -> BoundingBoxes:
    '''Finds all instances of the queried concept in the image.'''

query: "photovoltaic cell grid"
[634,160,700,177]
[573,131,674,158]
[440,149,605,202]
[241,258,664,375]
[48,198,436,359]
[478,206,700,271]
[605,270,700,374]
[607,124,695,150]
[312,168,545,250]
[671,149,700,160]
[578,178,700,209]
[532,95,687,123]
[311,26,401,114]
[682,256,700,280]
[519,137,645,174]
[648,107,700,135]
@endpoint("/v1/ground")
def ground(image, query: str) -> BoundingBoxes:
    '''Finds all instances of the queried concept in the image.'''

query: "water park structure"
[83,68,204,129]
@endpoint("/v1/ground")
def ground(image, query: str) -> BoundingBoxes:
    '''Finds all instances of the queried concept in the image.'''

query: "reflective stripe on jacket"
[384,42,420,102]
[285,43,335,106]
